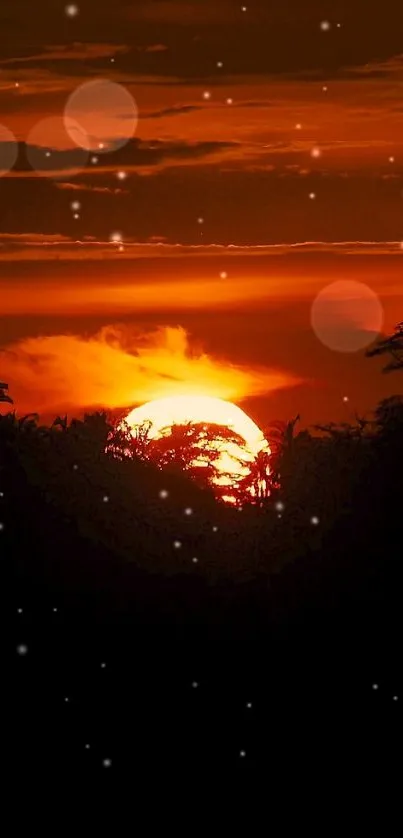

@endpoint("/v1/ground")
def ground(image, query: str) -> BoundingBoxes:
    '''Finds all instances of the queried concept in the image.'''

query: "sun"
[123,395,270,496]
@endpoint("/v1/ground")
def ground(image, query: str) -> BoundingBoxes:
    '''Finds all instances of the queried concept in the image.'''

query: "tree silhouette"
[366,321,403,372]
[0,382,13,404]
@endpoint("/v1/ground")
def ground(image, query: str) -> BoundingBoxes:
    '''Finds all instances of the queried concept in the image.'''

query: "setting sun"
[124,395,270,496]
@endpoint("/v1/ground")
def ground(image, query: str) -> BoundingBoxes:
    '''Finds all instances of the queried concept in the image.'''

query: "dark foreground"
[2,413,401,784]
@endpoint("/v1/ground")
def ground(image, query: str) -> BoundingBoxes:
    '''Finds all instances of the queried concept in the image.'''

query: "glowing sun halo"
[124,395,270,492]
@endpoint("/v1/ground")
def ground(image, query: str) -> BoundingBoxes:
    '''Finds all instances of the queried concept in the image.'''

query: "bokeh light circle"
[0,124,19,176]
[26,116,89,179]
[64,79,138,153]
[311,280,384,352]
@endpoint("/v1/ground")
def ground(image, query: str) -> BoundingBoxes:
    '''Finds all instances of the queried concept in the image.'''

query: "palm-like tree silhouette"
[366,321,403,372]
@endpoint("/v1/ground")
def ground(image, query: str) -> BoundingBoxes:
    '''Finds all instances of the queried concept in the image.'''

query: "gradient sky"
[0,1,402,428]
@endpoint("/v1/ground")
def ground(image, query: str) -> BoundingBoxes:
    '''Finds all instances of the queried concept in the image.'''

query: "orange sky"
[0,1,402,428]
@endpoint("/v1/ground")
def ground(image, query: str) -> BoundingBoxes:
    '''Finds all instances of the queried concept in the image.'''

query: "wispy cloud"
[0,324,299,416]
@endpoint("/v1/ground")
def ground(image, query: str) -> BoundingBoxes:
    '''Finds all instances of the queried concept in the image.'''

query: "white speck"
[0,522,4,531]
[220,271,228,279]
[217,61,223,68]
[389,156,395,163]
[240,750,246,757]
[226,97,233,105]
[15,82,19,88]
[159,489,169,499]
[184,507,193,516]
[277,514,282,519]
[202,91,211,100]
[311,516,320,526]
[173,540,182,549]
[241,6,247,11]
[70,200,81,211]
[311,147,321,160]
[64,697,69,702]
[117,170,127,180]
[91,156,98,164]
[320,20,331,31]
[73,213,80,220]
[0,491,3,497]
[45,151,51,158]
[118,245,124,252]
[102,758,112,767]
[65,4,79,17]
[53,607,58,613]
[73,464,78,470]
[372,683,379,690]
[197,217,204,224]
[322,86,328,92]
[98,142,105,150]
[85,743,90,749]
[343,396,349,402]
[192,681,198,688]
[295,123,302,130]
[212,526,218,532]
[192,557,198,564]
[337,23,341,28]
[393,695,398,701]
[111,58,115,63]
[17,608,23,614]
[17,644,28,655]
[100,662,106,669]
[275,501,284,511]
[246,702,252,709]
[309,192,316,200]
[103,495,109,503]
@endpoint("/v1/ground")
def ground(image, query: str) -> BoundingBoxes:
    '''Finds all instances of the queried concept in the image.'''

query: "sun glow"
[124,395,270,499]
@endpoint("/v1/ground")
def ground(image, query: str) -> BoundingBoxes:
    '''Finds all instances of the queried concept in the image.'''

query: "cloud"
[0,324,299,416]
[0,43,131,66]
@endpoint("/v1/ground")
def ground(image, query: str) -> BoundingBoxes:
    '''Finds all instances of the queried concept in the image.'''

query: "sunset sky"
[0,0,402,429]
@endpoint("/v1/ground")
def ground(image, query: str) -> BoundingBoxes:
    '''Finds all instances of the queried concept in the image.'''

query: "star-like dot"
[184,507,193,515]
[197,217,204,224]
[0,491,4,497]
[73,464,78,470]
[372,683,379,690]
[295,123,302,130]
[246,702,252,709]
[159,489,169,499]
[117,171,127,180]
[64,697,69,702]
[240,750,246,757]
[0,523,4,531]
[101,662,106,669]
[17,644,28,655]
[70,201,81,211]
[343,396,349,402]
[17,608,23,614]
[226,98,233,105]
[173,540,182,549]
[217,61,223,68]
[102,758,112,767]
[275,501,285,511]
[202,91,211,100]
[311,516,320,525]
[212,525,218,532]
[192,681,199,688]
[192,557,198,564]
[85,744,90,749]
[53,607,58,613]
[309,192,316,200]
[311,147,321,158]
[109,232,123,243]
[103,495,109,503]
[220,271,228,279]
[91,156,98,164]
[393,695,398,701]
[320,20,331,31]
